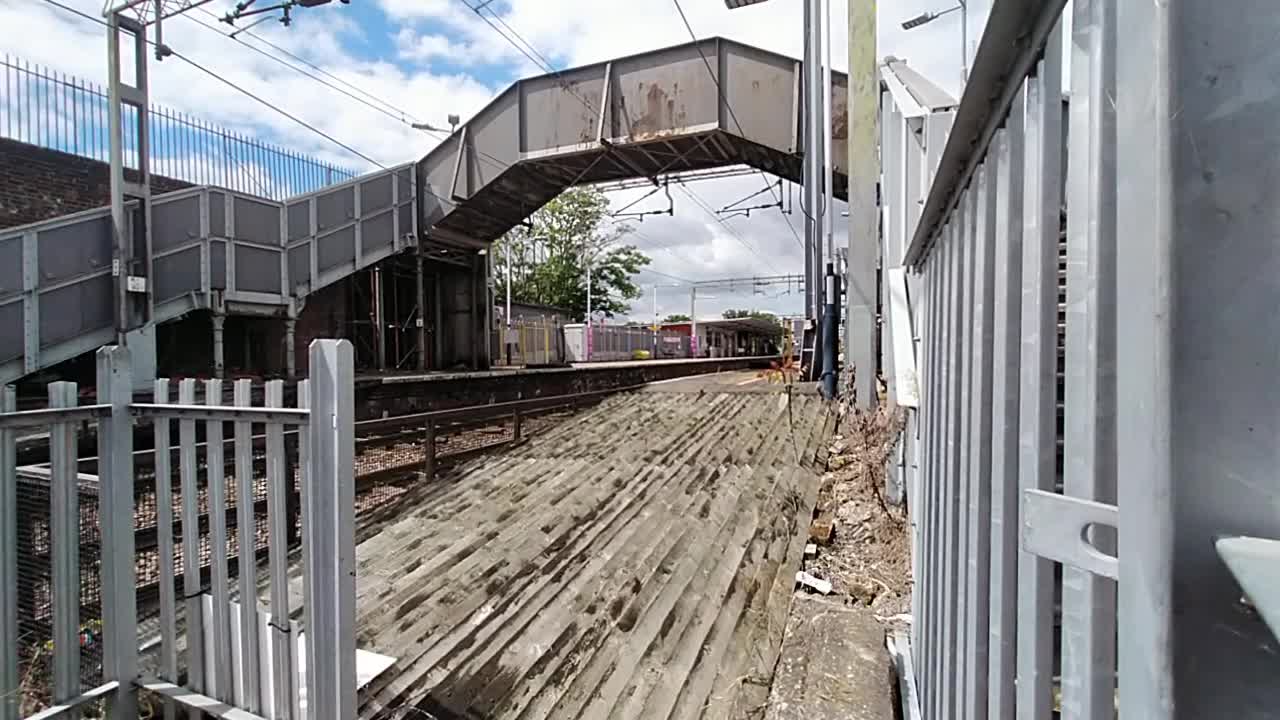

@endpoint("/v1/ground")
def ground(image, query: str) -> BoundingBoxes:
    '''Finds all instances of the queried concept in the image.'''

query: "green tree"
[494,188,650,320]
[722,308,781,325]
[663,313,692,323]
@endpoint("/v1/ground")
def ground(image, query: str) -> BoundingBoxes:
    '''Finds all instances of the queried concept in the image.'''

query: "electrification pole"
[802,0,827,388]
[847,0,879,408]
[818,0,839,399]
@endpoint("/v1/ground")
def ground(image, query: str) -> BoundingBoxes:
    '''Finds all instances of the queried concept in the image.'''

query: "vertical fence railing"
[0,340,354,720]
[492,320,567,367]
[0,54,359,199]
[889,0,1208,717]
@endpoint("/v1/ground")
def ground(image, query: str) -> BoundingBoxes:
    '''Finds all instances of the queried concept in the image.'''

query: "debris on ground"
[802,404,911,626]
[808,511,836,545]
[795,570,834,595]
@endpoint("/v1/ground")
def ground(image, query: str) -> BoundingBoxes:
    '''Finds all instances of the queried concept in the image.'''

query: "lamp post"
[901,1,967,86]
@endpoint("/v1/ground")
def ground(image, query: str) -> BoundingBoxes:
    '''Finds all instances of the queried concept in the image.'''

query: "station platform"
[356,355,780,385]
[353,355,782,419]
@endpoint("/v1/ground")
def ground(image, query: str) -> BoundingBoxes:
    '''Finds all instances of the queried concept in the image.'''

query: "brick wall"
[0,137,193,230]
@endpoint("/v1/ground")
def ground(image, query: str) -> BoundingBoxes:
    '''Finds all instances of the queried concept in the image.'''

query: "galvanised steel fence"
[0,340,356,720]
[0,54,358,199]
[883,1,1280,718]
[492,319,568,367]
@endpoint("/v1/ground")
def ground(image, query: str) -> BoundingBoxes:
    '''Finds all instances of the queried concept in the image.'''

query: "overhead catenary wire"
[455,0,602,116]
[459,0,776,271]
[49,0,781,276]
[670,0,805,250]
[184,6,515,176]
[39,0,387,170]
[673,181,773,268]
[195,5,411,122]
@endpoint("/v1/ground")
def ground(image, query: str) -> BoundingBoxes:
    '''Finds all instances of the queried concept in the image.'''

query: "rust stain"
[627,81,689,141]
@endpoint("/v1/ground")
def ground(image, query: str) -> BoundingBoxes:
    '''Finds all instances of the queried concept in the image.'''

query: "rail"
[7,376,633,712]
[0,54,359,199]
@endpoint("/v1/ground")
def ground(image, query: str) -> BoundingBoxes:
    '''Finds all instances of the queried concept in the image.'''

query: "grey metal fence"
[0,340,355,720]
[0,54,359,199]
[564,323,692,362]
[492,319,567,367]
[881,0,1280,718]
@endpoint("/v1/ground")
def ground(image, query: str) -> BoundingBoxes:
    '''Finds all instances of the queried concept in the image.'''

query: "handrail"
[356,383,646,435]
[903,0,1067,267]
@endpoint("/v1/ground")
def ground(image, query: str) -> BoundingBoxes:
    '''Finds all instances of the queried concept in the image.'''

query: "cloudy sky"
[0,0,987,320]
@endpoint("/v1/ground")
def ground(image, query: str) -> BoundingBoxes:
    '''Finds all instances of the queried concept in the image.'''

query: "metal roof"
[882,58,957,112]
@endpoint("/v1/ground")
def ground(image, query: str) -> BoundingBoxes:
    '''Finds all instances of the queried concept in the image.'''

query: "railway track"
[12,385,636,661]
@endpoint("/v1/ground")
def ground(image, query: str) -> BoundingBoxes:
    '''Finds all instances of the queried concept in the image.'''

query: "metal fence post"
[95,345,138,719]
[264,380,294,720]
[204,380,234,702]
[232,379,261,714]
[0,387,16,720]
[177,378,204,693]
[1014,32,1065,720]
[302,339,355,720]
[1062,0,1119,714]
[49,381,80,716]
[424,419,437,482]
[1114,0,1175,715]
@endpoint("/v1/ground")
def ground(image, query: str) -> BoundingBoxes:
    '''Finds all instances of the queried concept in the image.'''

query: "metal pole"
[960,1,969,86]
[211,310,225,379]
[804,0,826,380]
[652,285,658,357]
[689,287,698,358]
[585,252,592,361]
[416,248,427,370]
[505,245,513,365]
[846,0,878,408]
[823,0,835,263]
[819,0,839,399]
[373,268,386,370]
[302,339,356,720]
[0,388,14,720]
[107,17,128,345]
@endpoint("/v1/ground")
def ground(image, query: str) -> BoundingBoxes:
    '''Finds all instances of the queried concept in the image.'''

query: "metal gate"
[883,0,1280,718]
[1,340,355,720]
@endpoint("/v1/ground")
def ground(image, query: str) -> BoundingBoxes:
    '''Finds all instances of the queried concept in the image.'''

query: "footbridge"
[0,37,850,385]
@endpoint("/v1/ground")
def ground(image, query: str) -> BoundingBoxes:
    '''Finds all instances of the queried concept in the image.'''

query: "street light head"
[902,12,936,30]
[724,0,770,8]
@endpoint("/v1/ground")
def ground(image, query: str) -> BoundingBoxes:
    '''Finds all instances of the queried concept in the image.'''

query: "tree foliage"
[722,308,781,325]
[662,313,692,323]
[493,188,650,321]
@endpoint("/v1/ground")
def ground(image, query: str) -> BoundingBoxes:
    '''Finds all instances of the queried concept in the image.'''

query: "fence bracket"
[1021,489,1118,580]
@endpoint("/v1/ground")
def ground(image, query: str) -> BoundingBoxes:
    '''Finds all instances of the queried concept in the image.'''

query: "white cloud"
[394,28,467,64]
[2,0,981,319]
